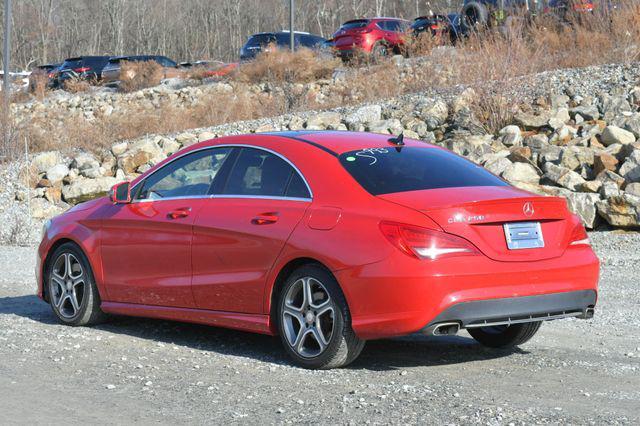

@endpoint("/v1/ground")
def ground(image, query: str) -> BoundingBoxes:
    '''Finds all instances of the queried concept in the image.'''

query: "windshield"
[339,20,370,30]
[339,147,508,195]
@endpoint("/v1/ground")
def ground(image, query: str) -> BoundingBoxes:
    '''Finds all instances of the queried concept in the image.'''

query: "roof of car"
[201,131,436,156]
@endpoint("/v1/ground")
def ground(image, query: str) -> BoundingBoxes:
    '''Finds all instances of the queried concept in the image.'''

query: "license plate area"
[503,222,544,250]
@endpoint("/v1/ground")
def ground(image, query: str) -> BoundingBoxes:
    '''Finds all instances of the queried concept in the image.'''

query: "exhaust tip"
[432,322,460,336]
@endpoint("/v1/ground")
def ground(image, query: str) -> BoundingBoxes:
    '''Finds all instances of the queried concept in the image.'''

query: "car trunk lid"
[378,186,571,262]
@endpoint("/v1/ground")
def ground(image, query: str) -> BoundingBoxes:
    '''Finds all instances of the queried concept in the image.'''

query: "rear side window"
[339,20,369,30]
[247,34,277,46]
[339,147,507,195]
[222,148,310,198]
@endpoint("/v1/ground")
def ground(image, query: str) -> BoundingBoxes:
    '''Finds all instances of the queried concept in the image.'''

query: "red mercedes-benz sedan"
[36,131,599,369]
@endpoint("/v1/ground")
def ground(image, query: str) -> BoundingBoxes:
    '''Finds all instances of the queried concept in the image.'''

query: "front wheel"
[46,242,106,326]
[468,322,542,349]
[277,265,365,369]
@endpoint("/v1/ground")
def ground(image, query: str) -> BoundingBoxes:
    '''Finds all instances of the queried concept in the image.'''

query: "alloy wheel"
[50,253,86,319]
[282,277,335,358]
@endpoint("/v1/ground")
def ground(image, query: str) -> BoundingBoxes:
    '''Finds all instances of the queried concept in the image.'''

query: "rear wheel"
[46,242,106,326]
[370,43,389,62]
[277,265,365,369]
[468,322,541,348]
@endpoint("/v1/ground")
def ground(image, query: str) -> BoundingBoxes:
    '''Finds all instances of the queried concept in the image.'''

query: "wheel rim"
[50,253,85,319]
[282,277,335,358]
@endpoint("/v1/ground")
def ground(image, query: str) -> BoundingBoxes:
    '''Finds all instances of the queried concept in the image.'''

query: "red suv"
[332,18,411,60]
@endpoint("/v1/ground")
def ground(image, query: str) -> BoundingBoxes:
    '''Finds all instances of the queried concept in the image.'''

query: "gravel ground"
[0,232,639,425]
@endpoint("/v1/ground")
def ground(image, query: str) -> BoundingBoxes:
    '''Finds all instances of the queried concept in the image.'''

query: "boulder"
[484,157,513,176]
[596,195,640,228]
[507,146,532,163]
[175,132,197,146]
[197,131,217,142]
[523,133,549,150]
[345,104,382,130]
[576,180,602,194]
[45,164,69,186]
[625,182,640,197]
[593,152,619,175]
[564,192,601,229]
[111,141,128,156]
[305,112,342,130]
[601,125,636,146]
[502,162,540,185]
[570,105,600,121]
[514,111,551,129]
[543,163,586,191]
[117,138,164,174]
[420,100,449,130]
[499,125,522,147]
[618,149,640,182]
[367,119,403,135]
[32,151,63,174]
[161,138,181,156]
[62,176,118,205]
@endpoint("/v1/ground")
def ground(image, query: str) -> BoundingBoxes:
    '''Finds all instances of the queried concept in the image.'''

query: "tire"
[46,242,106,326]
[468,322,542,349]
[462,1,489,32]
[370,42,389,62]
[277,264,365,369]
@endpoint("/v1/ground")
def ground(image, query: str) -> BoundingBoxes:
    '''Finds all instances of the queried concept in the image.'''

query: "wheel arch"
[267,257,344,335]
[41,237,97,302]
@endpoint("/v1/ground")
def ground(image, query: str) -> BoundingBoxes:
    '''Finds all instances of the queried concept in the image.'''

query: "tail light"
[380,222,480,260]
[569,223,590,246]
[73,67,90,73]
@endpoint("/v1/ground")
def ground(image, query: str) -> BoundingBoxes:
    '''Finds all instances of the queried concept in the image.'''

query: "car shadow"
[1,294,522,371]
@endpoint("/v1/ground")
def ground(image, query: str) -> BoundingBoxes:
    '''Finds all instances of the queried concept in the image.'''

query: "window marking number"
[355,148,389,165]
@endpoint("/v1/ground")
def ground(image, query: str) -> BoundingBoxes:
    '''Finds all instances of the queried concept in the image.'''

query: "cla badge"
[523,202,535,217]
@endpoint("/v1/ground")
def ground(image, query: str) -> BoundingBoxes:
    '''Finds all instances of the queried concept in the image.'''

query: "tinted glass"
[286,172,311,198]
[61,58,83,69]
[339,147,507,195]
[136,148,231,200]
[247,34,277,46]
[340,20,369,30]
[223,148,308,198]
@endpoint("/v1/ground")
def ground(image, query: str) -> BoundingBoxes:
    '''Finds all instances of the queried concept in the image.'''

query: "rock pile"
[3,62,640,244]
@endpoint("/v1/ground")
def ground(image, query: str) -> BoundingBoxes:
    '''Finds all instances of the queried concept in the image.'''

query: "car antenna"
[388,133,404,151]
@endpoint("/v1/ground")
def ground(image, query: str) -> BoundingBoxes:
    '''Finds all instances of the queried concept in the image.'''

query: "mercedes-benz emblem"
[523,202,534,217]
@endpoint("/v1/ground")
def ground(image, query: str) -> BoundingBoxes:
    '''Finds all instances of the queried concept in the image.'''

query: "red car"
[332,18,411,60]
[36,131,599,369]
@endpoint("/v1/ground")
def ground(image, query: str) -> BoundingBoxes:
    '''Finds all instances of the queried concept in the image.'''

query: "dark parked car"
[56,56,112,87]
[411,13,464,44]
[240,31,327,61]
[461,0,595,29]
[100,55,179,85]
[28,63,61,89]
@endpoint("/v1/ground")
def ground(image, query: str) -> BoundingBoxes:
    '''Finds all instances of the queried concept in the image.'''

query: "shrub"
[63,77,91,93]
[118,60,164,93]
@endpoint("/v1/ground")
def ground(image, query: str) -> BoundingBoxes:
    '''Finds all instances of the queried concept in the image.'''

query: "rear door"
[191,146,312,314]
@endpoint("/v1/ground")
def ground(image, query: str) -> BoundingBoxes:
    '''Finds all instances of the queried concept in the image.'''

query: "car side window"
[135,148,232,200]
[222,148,310,198]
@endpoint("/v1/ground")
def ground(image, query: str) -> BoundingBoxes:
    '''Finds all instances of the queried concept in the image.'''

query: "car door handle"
[167,207,192,219]
[252,213,279,225]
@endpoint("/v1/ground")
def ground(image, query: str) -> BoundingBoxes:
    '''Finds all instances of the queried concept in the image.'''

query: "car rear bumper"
[420,289,596,335]
[335,245,599,340]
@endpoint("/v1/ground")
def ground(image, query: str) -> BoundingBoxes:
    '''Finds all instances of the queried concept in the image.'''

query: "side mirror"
[110,181,131,204]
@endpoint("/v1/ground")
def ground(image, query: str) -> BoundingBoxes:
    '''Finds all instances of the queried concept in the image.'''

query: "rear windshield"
[62,57,108,69]
[339,147,507,195]
[247,34,279,46]
[339,20,370,30]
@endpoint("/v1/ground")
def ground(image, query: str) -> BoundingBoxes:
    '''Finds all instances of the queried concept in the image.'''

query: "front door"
[100,147,233,308]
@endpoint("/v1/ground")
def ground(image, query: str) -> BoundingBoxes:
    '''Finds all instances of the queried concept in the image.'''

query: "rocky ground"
[0,232,638,424]
[3,62,640,244]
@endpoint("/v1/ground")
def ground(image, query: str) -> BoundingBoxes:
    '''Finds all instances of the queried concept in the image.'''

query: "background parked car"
[28,63,61,90]
[411,13,464,44]
[240,31,326,61]
[331,18,411,60]
[55,56,112,87]
[101,55,179,85]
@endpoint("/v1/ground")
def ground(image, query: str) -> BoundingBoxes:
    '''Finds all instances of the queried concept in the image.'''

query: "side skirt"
[101,302,274,335]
